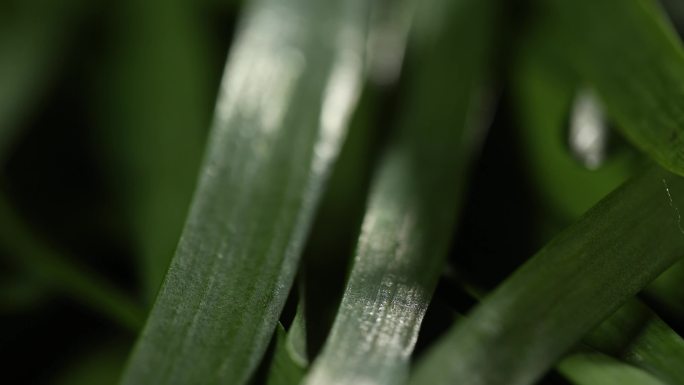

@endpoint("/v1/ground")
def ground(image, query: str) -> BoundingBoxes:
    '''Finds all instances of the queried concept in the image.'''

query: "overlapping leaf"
[301,0,498,383]
[410,166,684,385]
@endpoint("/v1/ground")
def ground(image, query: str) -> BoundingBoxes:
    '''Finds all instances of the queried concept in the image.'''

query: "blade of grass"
[301,0,498,383]
[410,165,684,385]
[291,0,423,355]
[119,0,371,383]
[291,84,382,362]
[533,0,684,177]
[440,280,684,385]
[449,268,684,384]
[511,36,636,223]
[558,353,666,385]
[635,2,684,332]
[583,298,684,384]
[511,29,684,378]
[513,13,684,349]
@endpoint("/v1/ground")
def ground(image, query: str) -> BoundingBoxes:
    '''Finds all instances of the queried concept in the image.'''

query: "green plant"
[2,0,684,384]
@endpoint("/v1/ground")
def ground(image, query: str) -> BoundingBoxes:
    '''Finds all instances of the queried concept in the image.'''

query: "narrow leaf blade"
[537,0,684,176]
[302,0,498,383]
[410,166,684,385]
[119,0,370,383]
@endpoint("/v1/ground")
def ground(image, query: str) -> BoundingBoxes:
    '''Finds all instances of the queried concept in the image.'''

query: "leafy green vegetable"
[301,0,497,383]
[292,84,381,360]
[410,166,684,385]
[119,0,371,383]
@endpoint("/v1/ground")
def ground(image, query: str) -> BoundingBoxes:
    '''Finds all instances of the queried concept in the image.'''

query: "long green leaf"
[301,0,497,383]
[119,0,370,383]
[410,166,684,385]
[534,0,684,176]
[511,35,684,383]
[512,35,636,223]
[291,84,382,361]
[447,267,684,384]
[583,299,684,384]
[558,353,667,385]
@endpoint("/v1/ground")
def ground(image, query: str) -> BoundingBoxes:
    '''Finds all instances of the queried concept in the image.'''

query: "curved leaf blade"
[119,0,370,383]
[302,0,498,383]
[536,0,684,176]
[583,299,684,384]
[410,166,684,385]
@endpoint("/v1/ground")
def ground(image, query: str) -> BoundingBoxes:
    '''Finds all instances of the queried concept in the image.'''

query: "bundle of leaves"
[3,0,684,384]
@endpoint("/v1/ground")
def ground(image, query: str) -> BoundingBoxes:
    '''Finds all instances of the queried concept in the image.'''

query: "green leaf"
[119,0,371,383]
[534,0,684,176]
[558,353,667,385]
[583,299,684,384]
[410,166,684,385]
[294,84,381,359]
[511,37,636,223]
[301,0,498,383]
